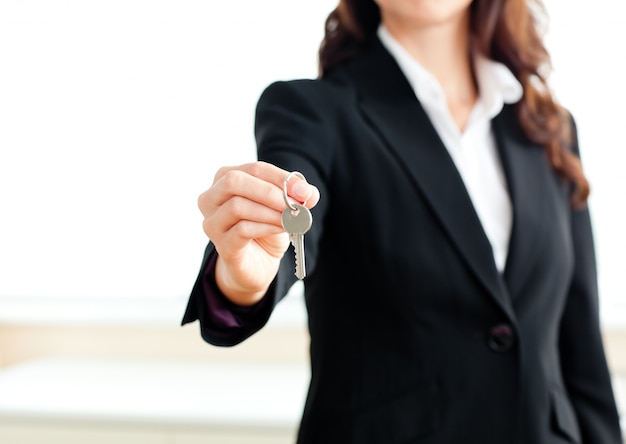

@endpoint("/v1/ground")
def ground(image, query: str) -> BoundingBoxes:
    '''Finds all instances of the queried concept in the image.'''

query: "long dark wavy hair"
[318,0,589,206]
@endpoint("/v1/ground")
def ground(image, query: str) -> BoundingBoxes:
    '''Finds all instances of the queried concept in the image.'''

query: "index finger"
[215,161,320,209]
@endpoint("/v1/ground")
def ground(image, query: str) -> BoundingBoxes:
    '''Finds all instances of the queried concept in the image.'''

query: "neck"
[381,11,478,131]
[382,11,476,104]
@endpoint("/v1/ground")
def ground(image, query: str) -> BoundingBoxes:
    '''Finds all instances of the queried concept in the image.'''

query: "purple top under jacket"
[202,254,266,328]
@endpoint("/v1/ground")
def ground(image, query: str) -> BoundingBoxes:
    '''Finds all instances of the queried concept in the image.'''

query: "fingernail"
[293,182,309,200]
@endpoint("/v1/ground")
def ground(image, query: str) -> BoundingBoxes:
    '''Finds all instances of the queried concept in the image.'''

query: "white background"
[0,0,624,327]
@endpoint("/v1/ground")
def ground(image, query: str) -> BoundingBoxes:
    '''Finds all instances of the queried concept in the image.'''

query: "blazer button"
[487,324,515,352]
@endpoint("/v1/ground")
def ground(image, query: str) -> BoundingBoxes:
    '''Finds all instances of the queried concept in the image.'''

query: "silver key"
[281,203,312,280]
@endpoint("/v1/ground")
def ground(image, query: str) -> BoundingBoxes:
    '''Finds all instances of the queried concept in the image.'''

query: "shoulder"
[254,73,357,132]
[258,73,355,110]
[256,40,391,110]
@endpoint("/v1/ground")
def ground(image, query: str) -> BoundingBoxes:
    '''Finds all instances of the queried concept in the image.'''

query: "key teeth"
[294,254,305,280]
[294,257,302,279]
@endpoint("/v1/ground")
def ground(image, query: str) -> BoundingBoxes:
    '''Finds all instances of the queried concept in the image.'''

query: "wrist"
[214,257,270,307]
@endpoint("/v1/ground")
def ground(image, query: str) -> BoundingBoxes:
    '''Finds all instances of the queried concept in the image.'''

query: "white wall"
[0,0,624,327]
[0,0,334,308]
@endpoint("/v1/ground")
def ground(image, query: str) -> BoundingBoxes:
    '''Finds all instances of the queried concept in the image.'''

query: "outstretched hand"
[198,161,320,306]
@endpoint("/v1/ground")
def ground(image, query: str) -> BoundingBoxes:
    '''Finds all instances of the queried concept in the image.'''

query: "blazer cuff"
[181,243,276,346]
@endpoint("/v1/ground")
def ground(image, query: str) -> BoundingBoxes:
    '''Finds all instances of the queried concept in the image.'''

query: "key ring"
[283,171,307,212]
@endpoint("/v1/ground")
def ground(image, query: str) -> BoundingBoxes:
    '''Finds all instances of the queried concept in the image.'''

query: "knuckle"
[230,221,247,238]
[247,161,266,177]
[197,190,209,211]
[220,169,244,190]
[213,165,232,182]
[201,218,215,238]
[224,196,246,219]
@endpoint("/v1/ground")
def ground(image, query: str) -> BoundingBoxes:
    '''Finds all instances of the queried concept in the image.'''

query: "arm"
[558,202,622,443]
[181,80,333,346]
[558,119,623,443]
[181,160,319,347]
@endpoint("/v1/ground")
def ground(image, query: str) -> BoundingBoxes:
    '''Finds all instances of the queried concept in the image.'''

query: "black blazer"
[183,39,623,444]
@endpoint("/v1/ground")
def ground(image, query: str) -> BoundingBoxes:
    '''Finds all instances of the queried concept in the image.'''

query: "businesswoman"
[183,0,623,442]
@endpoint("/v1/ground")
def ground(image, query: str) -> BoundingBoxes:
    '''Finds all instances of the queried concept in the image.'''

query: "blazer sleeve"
[558,118,623,443]
[181,79,337,346]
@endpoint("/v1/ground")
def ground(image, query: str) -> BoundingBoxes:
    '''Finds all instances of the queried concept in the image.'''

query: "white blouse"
[377,25,524,272]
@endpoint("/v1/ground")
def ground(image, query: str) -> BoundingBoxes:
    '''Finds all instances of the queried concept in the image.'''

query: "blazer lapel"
[346,41,514,320]
[493,106,551,299]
